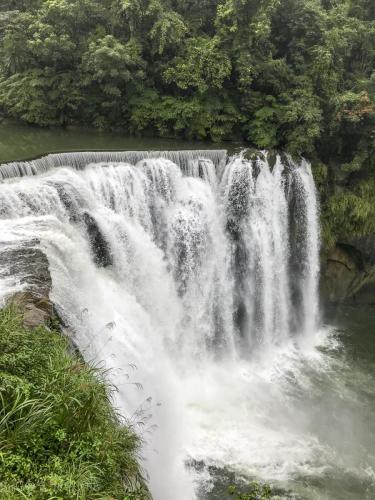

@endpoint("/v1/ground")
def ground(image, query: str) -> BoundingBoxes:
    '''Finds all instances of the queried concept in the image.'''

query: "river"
[0,120,232,163]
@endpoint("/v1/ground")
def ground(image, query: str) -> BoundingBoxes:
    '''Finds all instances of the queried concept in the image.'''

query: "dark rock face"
[0,245,54,327]
[351,235,375,267]
[321,240,375,306]
[82,212,113,268]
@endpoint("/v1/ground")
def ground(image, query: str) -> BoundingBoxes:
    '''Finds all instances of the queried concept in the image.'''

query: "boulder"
[0,245,54,327]
[10,290,54,329]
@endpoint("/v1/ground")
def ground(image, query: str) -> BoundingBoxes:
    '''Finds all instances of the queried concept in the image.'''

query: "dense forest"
[0,0,374,244]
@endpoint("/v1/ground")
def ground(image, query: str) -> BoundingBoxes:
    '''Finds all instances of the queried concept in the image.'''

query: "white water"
[0,151,323,499]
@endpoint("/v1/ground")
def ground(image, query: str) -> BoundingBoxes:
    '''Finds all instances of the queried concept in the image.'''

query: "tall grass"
[0,305,149,499]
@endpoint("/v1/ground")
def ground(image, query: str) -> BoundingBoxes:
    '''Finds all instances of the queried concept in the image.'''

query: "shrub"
[0,305,149,499]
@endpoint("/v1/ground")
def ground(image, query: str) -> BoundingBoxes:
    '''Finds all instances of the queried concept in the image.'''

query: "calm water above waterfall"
[0,120,230,164]
[0,148,374,500]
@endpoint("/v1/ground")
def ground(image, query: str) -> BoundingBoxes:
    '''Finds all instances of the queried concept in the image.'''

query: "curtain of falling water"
[0,151,320,499]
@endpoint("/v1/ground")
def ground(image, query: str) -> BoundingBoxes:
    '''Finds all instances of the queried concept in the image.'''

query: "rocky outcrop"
[0,245,55,328]
[321,239,375,305]
[10,291,54,329]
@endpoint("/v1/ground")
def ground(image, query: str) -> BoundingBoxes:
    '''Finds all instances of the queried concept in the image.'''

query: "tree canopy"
[0,0,373,170]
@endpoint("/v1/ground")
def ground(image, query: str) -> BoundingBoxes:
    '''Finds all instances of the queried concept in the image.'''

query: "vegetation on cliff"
[312,158,375,250]
[0,305,149,499]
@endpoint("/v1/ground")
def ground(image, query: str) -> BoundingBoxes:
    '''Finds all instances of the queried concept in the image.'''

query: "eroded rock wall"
[321,237,375,306]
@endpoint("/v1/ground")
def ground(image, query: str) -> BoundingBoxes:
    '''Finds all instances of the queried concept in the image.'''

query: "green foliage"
[228,482,272,500]
[322,177,375,247]
[82,35,145,87]
[147,0,187,55]
[130,89,238,140]
[0,306,148,499]
[0,69,82,125]
[164,36,231,93]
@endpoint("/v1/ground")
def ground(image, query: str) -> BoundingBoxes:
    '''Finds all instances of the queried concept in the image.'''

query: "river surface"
[0,120,233,163]
[0,123,374,500]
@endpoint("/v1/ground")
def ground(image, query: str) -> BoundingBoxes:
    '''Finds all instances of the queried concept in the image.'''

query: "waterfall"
[291,158,321,337]
[0,150,227,180]
[0,150,320,499]
[221,154,292,349]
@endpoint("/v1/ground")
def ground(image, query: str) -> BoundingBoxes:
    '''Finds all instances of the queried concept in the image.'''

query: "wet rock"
[321,242,375,305]
[1,245,51,298]
[351,235,375,267]
[10,291,54,329]
[82,212,113,267]
[0,245,54,327]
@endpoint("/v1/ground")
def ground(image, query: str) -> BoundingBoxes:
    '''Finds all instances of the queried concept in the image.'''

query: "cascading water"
[0,150,227,180]
[0,150,322,499]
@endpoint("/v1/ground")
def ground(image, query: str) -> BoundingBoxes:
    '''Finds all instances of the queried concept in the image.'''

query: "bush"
[0,305,149,499]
